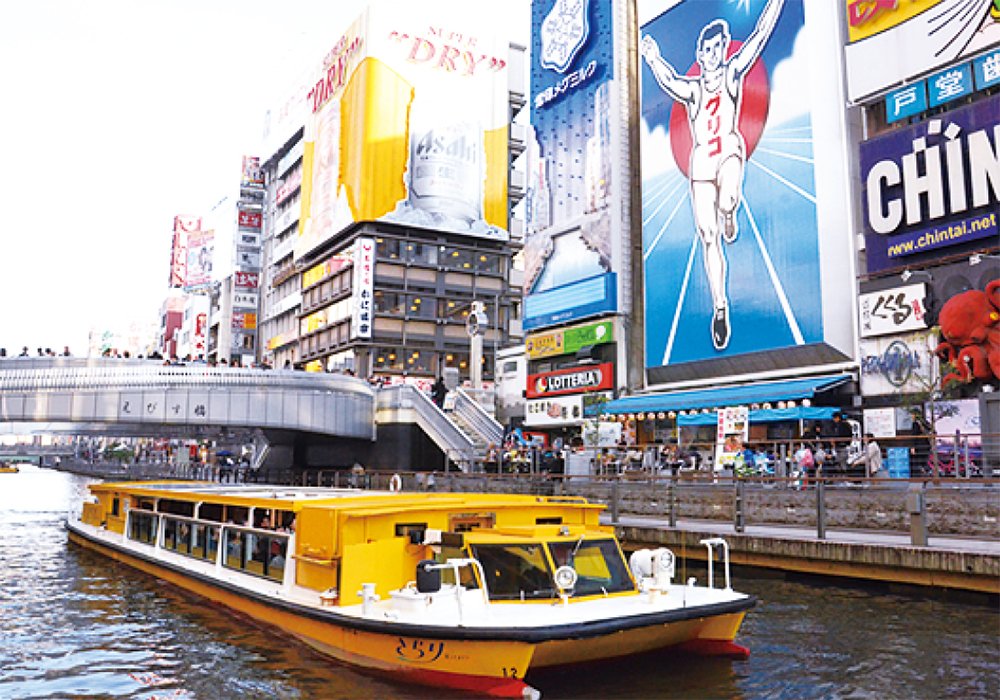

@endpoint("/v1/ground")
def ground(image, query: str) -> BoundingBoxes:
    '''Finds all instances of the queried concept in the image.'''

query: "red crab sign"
[934,279,1000,388]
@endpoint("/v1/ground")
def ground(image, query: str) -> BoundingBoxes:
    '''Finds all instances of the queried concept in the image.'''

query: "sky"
[0,0,526,357]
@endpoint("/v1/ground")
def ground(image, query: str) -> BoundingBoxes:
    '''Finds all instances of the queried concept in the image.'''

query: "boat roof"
[89,481,603,513]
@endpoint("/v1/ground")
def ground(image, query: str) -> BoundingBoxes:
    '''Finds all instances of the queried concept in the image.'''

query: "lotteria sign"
[526,362,614,399]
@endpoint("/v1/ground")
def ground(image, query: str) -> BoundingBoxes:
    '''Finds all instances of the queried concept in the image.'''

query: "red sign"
[275,167,303,205]
[526,362,614,399]
[238,210,262,229]
[234,271,259,289]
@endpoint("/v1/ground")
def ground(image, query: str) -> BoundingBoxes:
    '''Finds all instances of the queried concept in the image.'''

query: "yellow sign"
[845,0,940,43]
[243,313,257,330]
[526,331,564,359]
[296,0,510,261]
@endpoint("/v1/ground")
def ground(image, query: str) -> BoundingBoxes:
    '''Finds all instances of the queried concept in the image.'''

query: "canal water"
[1,465,996,700]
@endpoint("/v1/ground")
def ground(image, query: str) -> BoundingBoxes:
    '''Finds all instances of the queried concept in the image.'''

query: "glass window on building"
[406,294,436,319]
[439,298,471,322]
[442,246,475,271]
[326,350,354,373]
[374,291,404,316]
[376,238,401,260]
[402,241,437,266]
[373,348,404,372]
[404,349,433,373]
[442,351,469,372]
[473,252,500,274]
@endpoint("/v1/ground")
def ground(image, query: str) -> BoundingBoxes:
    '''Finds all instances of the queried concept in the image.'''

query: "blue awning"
[597,374,852,416]
[677,406,839,426]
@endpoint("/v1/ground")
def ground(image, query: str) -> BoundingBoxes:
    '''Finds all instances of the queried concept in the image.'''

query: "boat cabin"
[79,482,636,604]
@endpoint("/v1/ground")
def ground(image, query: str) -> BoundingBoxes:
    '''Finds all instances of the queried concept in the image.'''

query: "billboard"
[843,0,1000,103]
[860,95,999,273]
[184,229,214,290]
[640,0,851,380]
[352,238,375,339]
[169,215,201,288]
[524,0,622,331]
[859,331,937,396]
[295,2,510,261]
[526,362,615,399]
[525,319,614,359]
[241,156,264,189]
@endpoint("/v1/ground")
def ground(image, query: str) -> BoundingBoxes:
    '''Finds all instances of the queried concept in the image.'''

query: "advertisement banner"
[863,407,898,439]
[526,394,588,426]
[236,249,261,271]
[715,405,749,469]
[234,271,259,289]
[524,0,620,331]
[526,362,615,399]
[295,2,510,262]
[241,156,264,188]
[275,166,303,205]
[233,292,258,309]
[641,1,826,369]
[238,209,262,230]
[858,283,929,338]
[842,0,999,103]
[860,95,999,273]
[169,215,201,288]
[859,331,937,396]
[352,238,375,339]
[525,319,614,359]
[184,229,214,290]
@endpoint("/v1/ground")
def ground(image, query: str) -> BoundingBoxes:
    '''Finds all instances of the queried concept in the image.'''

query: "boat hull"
[67,523,753,698]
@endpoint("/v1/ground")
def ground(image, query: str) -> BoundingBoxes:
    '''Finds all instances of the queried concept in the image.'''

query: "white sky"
[0,0,526,357]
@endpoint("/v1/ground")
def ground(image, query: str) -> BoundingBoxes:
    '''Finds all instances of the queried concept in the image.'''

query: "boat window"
[199,502,224,522]
[434,546,478,589]
[128,511,158,544]
[548,539,633,596]
[222,526,287,583]
[159,499,195,517]
[470,544,556,601]
[111,498,120,517]
[450,513,495,532]
[395,522,426,540]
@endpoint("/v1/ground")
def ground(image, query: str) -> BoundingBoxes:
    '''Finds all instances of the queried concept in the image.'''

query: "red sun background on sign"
[668,42,770,178]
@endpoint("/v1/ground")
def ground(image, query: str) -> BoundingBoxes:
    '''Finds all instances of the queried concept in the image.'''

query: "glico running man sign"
[639,0,852,383]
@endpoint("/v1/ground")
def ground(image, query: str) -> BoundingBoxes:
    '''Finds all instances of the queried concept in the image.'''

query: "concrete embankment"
[613,515,1000,596]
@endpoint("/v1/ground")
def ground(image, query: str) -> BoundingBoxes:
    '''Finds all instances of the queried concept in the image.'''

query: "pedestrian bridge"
[0,358,501,472]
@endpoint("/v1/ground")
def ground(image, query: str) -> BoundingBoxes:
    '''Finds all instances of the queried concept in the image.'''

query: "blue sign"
[524,273,616,331]
[525,0,618,332]
[927,63,973,108]
[885,83,927,124]
[639,0,822,369]
[860,95,1000,273]
[972,49,1000,90]
[886,447,910,479]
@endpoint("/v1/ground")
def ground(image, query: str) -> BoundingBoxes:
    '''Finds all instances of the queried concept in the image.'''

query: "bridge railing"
[0,358,373,396]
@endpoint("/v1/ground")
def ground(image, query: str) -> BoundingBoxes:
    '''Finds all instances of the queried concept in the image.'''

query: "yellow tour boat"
[0,462,20,473]
[67,481,755,698]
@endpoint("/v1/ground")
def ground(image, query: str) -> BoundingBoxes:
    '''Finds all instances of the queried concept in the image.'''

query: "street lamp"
[466,300,488,390]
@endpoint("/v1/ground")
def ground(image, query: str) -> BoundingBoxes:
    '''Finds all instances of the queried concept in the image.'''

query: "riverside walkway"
[612,513,1000,595]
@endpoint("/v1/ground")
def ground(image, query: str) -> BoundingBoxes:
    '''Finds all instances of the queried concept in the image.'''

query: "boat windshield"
[548,538,633,597]
[469,538,634,601]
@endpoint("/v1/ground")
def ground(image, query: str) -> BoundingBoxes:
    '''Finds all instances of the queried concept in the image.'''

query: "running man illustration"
[641,0,785,350]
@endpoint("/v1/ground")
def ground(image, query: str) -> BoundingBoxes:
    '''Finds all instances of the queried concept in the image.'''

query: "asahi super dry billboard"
[296,1,510,261]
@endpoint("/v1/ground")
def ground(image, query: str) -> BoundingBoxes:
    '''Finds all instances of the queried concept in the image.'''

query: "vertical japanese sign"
[352,237,375,339]
[715,405,749,469]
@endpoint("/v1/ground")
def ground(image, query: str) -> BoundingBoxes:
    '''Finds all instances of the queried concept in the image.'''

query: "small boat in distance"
[0,462,20,473]
[67,481,755,698]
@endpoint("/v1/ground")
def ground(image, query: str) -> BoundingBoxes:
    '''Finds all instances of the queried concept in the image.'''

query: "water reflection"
[0,468,996,700]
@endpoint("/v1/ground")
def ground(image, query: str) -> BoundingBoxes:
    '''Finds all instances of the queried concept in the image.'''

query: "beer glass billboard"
[295,1,511,261]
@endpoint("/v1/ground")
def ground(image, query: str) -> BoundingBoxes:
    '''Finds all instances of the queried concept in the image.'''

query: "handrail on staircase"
[452,389,503,447]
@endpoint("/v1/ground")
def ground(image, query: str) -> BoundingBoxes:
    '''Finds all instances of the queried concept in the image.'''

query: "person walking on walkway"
[431,376,447,409]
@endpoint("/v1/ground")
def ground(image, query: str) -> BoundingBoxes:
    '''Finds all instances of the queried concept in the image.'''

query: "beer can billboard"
[295,1,510,262]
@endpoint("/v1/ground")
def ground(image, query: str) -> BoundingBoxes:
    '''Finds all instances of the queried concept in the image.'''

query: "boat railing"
[123,508,289,584]
[700,538,732,591]
[421,558,491,623]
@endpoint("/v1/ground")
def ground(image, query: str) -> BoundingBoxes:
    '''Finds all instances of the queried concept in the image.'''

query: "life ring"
[389,473,403,492]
